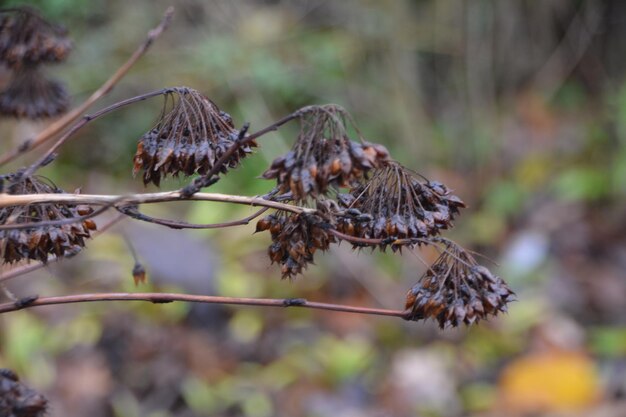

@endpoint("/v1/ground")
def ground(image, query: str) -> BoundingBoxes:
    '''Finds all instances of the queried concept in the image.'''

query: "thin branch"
[0,291,408,318]
[0,7,175,167]
[0,213,125,283]
[118,206,269,230]
[0,191,312,214]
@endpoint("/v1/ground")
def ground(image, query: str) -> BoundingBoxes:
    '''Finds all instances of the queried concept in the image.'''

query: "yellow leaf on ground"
[498,350,601,414]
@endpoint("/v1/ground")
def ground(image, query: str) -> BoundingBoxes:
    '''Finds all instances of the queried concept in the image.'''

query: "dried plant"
[0,6,71,68]
[256,208,335,279]
[0,66,69,118]
[133,87,254,186]
[262,105,390,201]
[0,174,95,264]
[0,6,72,121]
[336,162,466,251]
[404,241,515,328]
[0,5,515,336]
[0,369,48,417]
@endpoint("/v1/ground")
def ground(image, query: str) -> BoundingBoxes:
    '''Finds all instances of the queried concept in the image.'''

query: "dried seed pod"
[0,368,48,417]
[133,87,254,186]
[262,105,390,201]
[0,6,72,68]
[404,242,515,328]
[256,210,335,279]
[337,162,466,250]
[132,262,147,286]
[0,66,69,119]
[0,174,96,264]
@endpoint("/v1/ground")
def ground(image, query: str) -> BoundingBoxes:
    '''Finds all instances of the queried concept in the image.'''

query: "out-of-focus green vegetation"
[1,1,626,416]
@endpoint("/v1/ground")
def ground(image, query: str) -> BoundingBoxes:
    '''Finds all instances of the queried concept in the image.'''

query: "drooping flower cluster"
[0,369,48,417]
[404,242,515,328]
[0,67,68,118]
[0,7,71,119]
[262,105,390,201]
[0,174,96,264]
[0,7,71,68]
[256,210,335,279]
[133,87,255,186]
[336,162,465,250]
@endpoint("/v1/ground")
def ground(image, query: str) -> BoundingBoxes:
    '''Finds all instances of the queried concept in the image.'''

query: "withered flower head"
[0,6,72,68]
[0,174,96,264]
[256,209,335,279]
[0,368,48,417]
[262,105,390,201]
[133,87,254,186]
[0,66,69,119]
[337,162,466,250]
[404,242,514,328]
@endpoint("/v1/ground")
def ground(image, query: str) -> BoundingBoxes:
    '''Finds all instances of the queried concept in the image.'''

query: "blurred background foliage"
[1,0,625,416]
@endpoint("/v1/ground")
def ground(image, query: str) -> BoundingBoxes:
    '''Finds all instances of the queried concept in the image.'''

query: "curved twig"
[117,206,269,230]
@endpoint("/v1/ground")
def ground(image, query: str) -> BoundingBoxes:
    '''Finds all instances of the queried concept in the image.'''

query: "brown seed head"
[262,105,390,201]
[257,209,335,279]
[0,66,69,119]
[133,87,253,186]
[0,368,48,417]
[337,162,465,250]
[0,174,96,264]
[404,242,514,328]
[0,6,72,68]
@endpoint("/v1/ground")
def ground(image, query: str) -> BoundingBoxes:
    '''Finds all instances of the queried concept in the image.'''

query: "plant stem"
[119,206,269,230]
[0,291,407,318]
[0,7,174,167]
[0,191,313,214]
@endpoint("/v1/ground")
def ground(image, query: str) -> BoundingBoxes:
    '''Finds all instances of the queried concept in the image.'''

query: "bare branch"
[0,291,407,318]
[118,206,270,230]
[0,191,312,214]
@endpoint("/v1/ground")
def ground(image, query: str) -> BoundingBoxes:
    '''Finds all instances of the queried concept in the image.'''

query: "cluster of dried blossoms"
[262,105,389,201]
[0,7,71,67]
[256,210,335,279]
[0,66,68,118]
[0,7,71,119]
[404,241,515,328]
[336,163,466,251]
[133,88,255,186]
[0,6,514,330]
[0,369,48,417]
[0,174,96,264]
[255,105,513,327]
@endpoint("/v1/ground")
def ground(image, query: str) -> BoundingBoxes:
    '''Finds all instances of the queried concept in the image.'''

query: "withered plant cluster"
[0,6,514,331]
[336,163,466,251]
[0,174,96,264]
[261,105,389,200]
[0,7,71,118]
[256,210,335,278]
[0,369,48,417]
[133,87,255,186]
[404,241,515,327]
